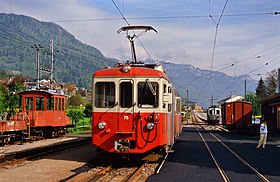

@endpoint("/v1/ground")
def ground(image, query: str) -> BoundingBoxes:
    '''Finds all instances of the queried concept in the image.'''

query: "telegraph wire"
[175,39,280,102]
[198,0,228,105]
[111,0,130,26]
[217,0,229,26]
[48,12,276,23]
[209,0,228,70]
[216,54,280,101]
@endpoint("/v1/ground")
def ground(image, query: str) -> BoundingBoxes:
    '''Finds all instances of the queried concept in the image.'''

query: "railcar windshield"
[216,109,220,115]
[138,81,159,108]
[208,109,213,115]
[95,82,115,108]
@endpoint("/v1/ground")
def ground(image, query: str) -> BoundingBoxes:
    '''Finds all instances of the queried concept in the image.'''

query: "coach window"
[61,98,65,111]
[36,97,44,110]
[120,82,133,108]
[176,98,181,114]
[47,98,54,110]
[55,98,59,111]
[168,86,172,93]
[25,97,33,110]
[163,84,167,93]
[216,109,220,115]
[95,82,115,108]
[138,81,159,108]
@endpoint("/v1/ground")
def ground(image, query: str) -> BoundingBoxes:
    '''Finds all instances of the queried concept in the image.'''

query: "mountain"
[0,13,257,107]
[0,13,117,88]
[163,63,257,107]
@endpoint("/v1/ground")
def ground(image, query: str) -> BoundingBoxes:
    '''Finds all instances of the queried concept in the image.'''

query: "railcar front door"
[117,80,134,133]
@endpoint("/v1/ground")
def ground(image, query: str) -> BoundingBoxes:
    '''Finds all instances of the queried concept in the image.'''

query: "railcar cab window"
[138,81,159,108]
[95,82,115,108]
[120,82,133,108]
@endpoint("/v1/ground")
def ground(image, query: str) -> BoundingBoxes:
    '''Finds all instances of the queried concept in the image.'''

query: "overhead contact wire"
[111,0,155,62]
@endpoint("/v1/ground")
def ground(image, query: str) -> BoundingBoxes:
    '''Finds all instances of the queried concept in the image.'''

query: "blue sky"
[1,0,280,80]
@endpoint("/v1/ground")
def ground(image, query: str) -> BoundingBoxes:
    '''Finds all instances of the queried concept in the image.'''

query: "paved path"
[147,125,280,182]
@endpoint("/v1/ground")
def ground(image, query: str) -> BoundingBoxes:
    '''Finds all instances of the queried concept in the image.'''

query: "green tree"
[265,69,278,97]
[67,109,85,127]
[83,103,92,118]
[246,92,261,116]
[67,93,85,107]
[0,87,7,113]
[0,76,26,118]
[256,77,267,101]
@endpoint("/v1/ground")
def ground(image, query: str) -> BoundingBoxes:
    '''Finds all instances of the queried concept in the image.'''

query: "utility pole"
[50,39,54,89]
[244,80,247,101]
[31,44,43,90]
[186,90,189,111]
[210,95,215,107]
[186,90,189,123]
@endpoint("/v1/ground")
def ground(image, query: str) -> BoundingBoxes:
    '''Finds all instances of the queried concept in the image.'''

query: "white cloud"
[1,0,280,79]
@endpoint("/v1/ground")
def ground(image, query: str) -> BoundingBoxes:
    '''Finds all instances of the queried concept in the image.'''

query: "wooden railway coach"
[0,90,71,142]
[91,63,182,153]
[221,101,253,132]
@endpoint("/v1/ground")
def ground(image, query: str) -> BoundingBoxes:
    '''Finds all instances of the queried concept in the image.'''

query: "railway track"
[0,137,91,169]
[197,124,270,182]
[68,152,164,182]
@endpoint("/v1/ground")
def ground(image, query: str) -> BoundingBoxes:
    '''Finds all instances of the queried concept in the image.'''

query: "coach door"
[163,83,174,145]
[117,80,134,133]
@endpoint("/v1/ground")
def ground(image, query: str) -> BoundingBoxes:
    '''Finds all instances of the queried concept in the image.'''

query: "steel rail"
[196,127,230,182]
[125,162,147,182]
[0,137,90,168]
[200,124,270,182]
[208,131,270,182]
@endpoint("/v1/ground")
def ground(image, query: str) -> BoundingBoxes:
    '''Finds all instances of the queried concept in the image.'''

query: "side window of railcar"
[25,97,33,110]
[55,98,59,111]
[95,82,115,108]
[138,82,159,108]
[163,84,167,93]
[36,97,44,110]
[168,86,172,93]
[62,98,65,111]
[176,98,181,114]
[47,98,54,110]
[120,82,133,108]
[168,104,172,112]
[58,98,62,111]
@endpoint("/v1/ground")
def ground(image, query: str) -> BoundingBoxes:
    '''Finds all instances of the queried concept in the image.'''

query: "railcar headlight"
[98,122,106,130]
[122,65,131,73]
[146,122,154,130]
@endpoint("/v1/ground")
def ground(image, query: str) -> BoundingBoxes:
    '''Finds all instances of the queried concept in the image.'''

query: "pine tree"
[256,77,267,101]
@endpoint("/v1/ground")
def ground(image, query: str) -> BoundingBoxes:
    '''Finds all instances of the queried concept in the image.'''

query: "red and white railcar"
[91,62,182,153]
[92,26,182,154]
